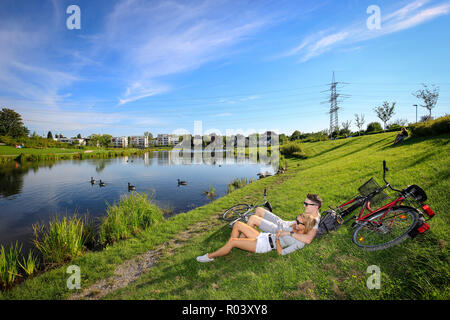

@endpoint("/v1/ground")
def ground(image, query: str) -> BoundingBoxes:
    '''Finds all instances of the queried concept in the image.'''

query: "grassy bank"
[1,132,449,299]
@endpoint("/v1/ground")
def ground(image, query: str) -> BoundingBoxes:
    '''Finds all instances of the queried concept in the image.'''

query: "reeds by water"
[0,242,21,289]
[98,192,163,245]
[227,177,254,194]
[32,214,89,266]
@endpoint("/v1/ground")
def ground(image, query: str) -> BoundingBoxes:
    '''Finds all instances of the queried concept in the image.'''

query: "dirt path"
[68,215,222,300]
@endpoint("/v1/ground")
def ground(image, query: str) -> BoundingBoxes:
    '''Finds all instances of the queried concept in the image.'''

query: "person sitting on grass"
[246,193,322,245]
[394,127,408,144]
[196,213,317,262]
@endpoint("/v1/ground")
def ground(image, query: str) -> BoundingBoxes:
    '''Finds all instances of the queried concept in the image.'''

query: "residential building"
[111,136,128,148]
[156,134,179,146]
[130,136,148,148]
[54,137,86,146]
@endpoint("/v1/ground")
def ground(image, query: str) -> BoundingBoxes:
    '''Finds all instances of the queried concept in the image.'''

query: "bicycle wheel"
[352,206,419,251]
[222,204,251,221]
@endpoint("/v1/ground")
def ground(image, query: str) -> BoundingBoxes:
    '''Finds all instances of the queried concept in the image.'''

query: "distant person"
[394,127,408,144]
[196,213,317,262]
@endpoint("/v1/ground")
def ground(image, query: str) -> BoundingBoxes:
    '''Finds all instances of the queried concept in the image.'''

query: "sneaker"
[196,253,214,263]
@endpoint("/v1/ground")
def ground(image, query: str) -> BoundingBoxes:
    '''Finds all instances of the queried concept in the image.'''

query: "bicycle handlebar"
[382,160,403,193]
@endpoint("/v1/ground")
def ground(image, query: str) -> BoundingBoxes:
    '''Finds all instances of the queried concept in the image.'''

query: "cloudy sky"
[0,0,449,137]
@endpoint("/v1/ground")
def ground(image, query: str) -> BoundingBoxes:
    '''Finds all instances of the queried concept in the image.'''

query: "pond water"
[0,151,275,251]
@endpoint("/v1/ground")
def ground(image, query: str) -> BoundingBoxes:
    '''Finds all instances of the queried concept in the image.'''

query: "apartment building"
[111,136,128,148]
[54,137,86,146]
[156,134,179,146]
[130,136,148,148]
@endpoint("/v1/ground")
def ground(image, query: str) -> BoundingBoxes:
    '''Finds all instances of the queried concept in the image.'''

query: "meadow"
[1,131,448,299]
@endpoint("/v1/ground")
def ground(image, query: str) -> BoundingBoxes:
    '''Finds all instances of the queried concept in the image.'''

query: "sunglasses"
[296,218,305,226]
[304,201,318,207]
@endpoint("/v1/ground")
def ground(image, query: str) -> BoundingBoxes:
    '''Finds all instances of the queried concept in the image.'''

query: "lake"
[0,150,275,251]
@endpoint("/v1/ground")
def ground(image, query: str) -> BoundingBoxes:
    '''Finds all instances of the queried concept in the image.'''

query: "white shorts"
[255,233,274,253]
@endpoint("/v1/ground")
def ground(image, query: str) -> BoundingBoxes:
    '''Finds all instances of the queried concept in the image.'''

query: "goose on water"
[128,182,136,191]
[99,180,106,187]
[90,177,96,184]
[177,179,187,185]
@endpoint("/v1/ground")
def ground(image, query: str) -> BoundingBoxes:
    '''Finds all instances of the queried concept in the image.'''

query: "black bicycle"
[222,188,273,228]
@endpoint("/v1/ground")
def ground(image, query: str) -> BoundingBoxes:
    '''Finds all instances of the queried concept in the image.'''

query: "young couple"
[196,193,322,262]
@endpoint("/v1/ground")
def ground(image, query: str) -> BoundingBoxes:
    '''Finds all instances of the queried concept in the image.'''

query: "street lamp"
[413,104,418,123]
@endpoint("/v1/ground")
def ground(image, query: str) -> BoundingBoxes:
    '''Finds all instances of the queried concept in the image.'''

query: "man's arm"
[275,230,283,255]
[280,229,317,245]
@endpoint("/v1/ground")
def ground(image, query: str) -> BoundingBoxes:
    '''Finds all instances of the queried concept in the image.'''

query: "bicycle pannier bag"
[315,210,343,239]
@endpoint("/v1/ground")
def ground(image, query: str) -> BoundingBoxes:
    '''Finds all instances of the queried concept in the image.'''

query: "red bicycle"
[332,161,435,251]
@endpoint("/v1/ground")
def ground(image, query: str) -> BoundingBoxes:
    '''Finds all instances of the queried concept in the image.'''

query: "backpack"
[315,210,343,238]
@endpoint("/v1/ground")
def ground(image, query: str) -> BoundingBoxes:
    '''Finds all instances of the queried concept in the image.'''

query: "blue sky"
[0,0,449,137]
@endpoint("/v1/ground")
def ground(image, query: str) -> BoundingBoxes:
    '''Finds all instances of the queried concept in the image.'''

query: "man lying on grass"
[247,193,322,244]
[196,194,322,262]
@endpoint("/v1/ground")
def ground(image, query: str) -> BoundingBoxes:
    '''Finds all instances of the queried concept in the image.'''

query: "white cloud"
[100,0,277,105]
[283,0,450,62]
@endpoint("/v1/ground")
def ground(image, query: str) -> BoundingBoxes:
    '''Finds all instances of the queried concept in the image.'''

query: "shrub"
[366,122,383,132]
[280,142,307,159]
[409,115,450,138]
[99,193,163,245]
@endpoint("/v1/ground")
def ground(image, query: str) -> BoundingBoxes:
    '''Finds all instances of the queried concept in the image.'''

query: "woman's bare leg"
[231,221,260,239]
[247,215,263,229]
[208,238,257,258]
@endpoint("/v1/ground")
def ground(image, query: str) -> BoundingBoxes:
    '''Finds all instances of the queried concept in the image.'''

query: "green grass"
[32,215,90,266]
[0,146,82,156]
[1,132,449,300]
[99,193,164,245]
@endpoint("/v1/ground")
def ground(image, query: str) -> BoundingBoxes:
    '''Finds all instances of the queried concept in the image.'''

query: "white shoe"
[196,253,214,263]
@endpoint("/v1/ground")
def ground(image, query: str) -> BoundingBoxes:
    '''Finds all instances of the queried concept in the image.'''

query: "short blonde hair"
[298,213,317,234]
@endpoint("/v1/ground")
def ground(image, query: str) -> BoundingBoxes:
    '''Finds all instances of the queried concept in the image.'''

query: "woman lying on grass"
[196,213,317,262]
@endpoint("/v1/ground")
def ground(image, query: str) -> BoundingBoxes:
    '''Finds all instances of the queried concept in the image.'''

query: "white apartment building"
[156,134,179,146]
[130,136,148,148]
[54,137,86,146]
[111,136,128,148]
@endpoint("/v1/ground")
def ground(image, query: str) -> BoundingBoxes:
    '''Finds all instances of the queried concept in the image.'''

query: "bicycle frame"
[338,194,406,226]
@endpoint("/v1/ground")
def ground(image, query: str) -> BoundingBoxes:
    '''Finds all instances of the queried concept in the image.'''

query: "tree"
[354,114,365,136]
[366,122,383,132]
[290,130,302,141]
[0,108,29,137]
[77,133,82,139]
[413,84,439,120]
[374,101,396,130]
[144,131,153,140]
[340,120,352,136]
[47,131,53,139]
